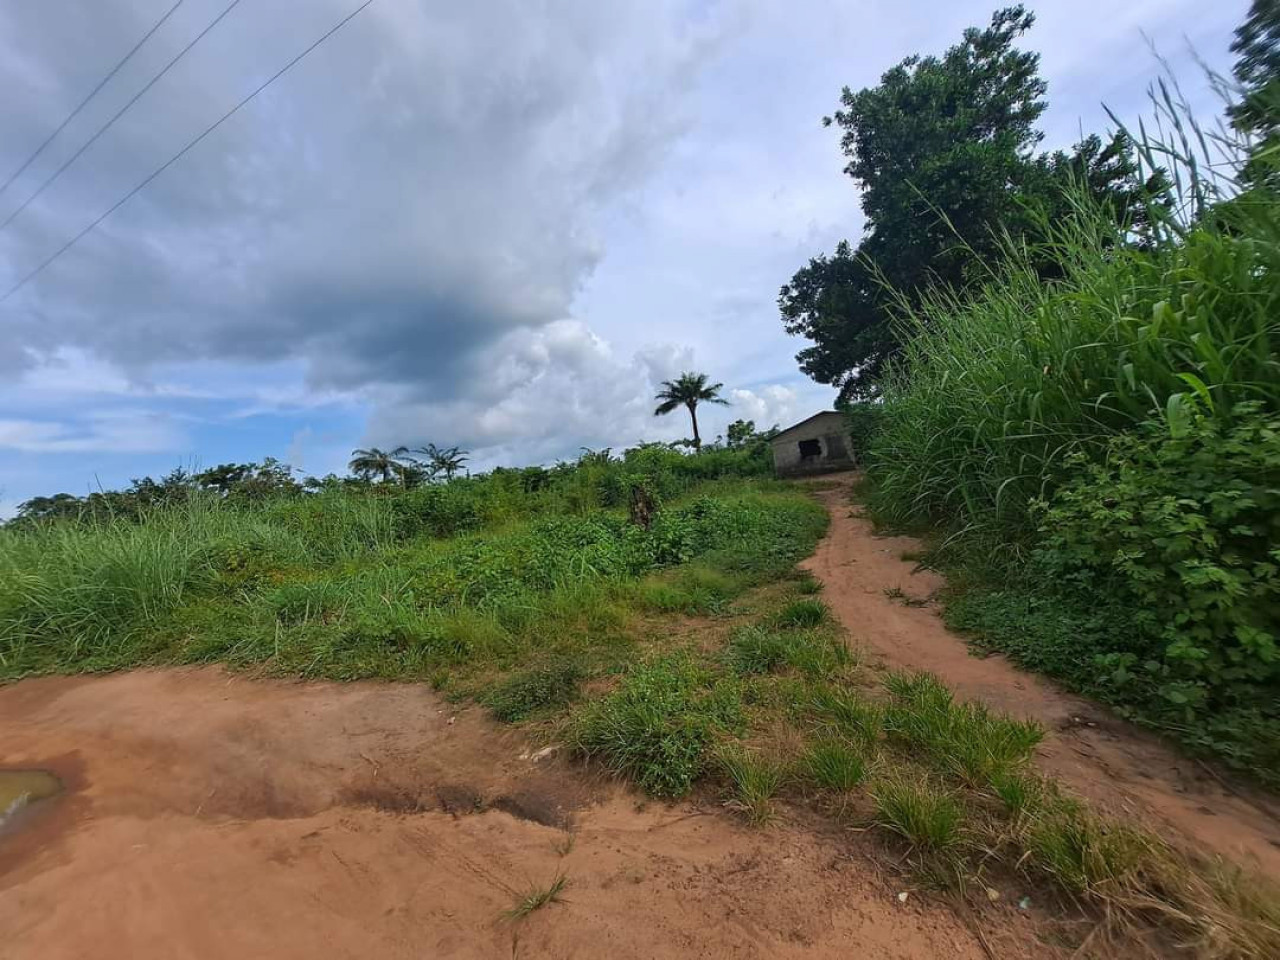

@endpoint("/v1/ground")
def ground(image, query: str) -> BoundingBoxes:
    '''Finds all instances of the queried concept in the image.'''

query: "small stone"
[447,716,456,726]
[985,887,1000,902]
[1017,896,1032,911]
[896,891,909,904]
[530,745,559,763]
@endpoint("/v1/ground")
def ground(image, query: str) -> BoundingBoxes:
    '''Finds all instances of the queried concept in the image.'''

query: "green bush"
[1033,406,1280,712]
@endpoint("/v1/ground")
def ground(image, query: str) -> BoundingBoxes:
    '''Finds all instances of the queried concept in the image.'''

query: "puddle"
[0,770,63,829]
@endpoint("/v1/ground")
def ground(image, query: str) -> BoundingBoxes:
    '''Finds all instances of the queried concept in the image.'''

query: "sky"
[0,0,1247,513]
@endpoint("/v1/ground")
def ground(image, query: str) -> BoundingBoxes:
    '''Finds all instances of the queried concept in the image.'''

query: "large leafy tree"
[1229,0,1280,189]
[653,372,728,449]
[781,6,1158,401]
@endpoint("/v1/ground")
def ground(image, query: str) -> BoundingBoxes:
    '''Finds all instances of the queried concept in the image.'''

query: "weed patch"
[568,656,743,797]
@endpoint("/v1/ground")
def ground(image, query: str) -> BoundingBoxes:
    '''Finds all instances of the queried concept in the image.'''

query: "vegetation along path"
[807,475,1280,878]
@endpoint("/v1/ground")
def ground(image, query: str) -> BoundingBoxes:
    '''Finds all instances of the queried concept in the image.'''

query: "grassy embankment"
[858,115,1280,789]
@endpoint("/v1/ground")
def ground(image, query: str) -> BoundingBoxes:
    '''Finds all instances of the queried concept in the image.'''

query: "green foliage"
[773,598,829,629]
[1034,407,1280,710]
[882,672,1043,787]
[803,738,867,791]
[653,371,730,449]
[724,624,849,678]
[569,655,744,797]
[0,457,825,681]
[1229,0,1280,189]
[781,7,1159,400]
[718,744,787,825]
[485,658,586,723]
[872,776,965,854]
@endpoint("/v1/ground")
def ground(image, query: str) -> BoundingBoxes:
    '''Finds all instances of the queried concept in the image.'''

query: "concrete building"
[770,411,856,477]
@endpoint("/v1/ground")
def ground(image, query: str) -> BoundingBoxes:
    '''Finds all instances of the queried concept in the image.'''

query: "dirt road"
[803,477,1280,877]
[1,668,1039,960]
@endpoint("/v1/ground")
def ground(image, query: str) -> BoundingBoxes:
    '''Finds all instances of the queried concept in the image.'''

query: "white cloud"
[0,411,185,454]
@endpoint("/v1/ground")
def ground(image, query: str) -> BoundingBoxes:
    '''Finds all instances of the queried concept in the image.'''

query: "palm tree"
[414,444,470,481]
[653,372,729,450]
[348,446,411,484]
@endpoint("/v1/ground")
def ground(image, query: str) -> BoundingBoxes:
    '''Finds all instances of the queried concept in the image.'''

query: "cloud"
[0,0,724,400]
[0,410,185,454]
[729,385,803,429]
[364,320,701,466]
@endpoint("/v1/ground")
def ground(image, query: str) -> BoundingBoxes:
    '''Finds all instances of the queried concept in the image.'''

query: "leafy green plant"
[1033,406,1280,718]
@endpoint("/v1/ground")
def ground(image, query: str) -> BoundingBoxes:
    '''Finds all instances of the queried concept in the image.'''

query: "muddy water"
[0,770,62,827]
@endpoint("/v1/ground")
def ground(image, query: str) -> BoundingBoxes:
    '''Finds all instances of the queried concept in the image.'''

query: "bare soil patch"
[802,476,1280,877]
[1,666,1046,960]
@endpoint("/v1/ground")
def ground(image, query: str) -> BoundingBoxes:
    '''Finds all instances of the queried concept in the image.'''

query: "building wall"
[770,414,857,477]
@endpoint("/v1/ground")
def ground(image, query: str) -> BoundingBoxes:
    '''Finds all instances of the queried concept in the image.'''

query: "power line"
[0,0,244,232]
[2,0,377,304]
[0,1,186,199]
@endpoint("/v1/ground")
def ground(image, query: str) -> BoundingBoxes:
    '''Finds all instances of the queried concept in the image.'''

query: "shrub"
[1032,406,1280,722]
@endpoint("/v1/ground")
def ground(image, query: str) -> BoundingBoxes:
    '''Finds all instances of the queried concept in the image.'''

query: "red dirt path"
[802,476,1280,877]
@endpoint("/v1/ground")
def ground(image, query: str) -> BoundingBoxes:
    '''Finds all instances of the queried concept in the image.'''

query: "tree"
[1229,0,1280,189]
[414,444,470,481]
[653,372,729,449]
[782,6,1161,401]
[348,447,409,483]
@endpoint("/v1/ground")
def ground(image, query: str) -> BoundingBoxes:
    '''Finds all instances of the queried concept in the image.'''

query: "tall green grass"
[0,481,826,680]
[864,94,1280,781]
[868,202,1280,545]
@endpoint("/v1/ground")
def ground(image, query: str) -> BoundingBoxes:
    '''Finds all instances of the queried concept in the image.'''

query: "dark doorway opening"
[798,438,821,460]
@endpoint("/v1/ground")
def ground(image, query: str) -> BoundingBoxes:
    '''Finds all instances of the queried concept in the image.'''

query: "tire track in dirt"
[802,476,1280,876]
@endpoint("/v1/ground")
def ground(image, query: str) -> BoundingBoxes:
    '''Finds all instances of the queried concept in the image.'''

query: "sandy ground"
[1,668,1047,960]
[803,477,1280,877]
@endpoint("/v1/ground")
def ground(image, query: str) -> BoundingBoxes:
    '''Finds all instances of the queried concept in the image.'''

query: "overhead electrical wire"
[0,0,186,199]
[2,0,377,304]
[0,0,245,232]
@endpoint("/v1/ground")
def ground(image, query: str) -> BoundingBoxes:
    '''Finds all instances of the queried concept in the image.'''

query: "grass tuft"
[883,672,1043,786]
[485,658,585,723]
[568,656,743,798]
[724,625,849,679]
[773,598,830,629]
[872,776,965,855]
[503,874,568,920]
[803,738,867,792]
[718,744,787,826]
